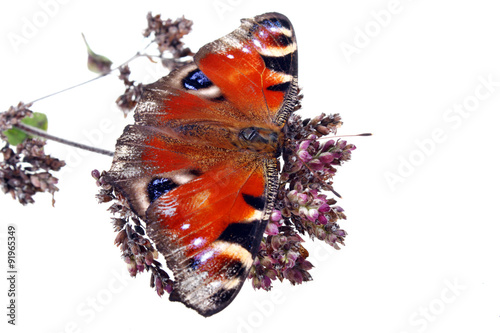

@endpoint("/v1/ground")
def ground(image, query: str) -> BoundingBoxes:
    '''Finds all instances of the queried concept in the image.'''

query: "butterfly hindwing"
[105,12,297,316]
[146,160,279,316]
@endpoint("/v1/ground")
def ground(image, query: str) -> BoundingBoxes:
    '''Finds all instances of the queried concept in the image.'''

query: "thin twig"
[28,75,107,105]
[14,123,114,157]
[27,52,143,105]
[4,45,170,156]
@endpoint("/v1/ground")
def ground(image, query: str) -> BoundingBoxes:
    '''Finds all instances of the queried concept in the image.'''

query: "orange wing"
[105,12,297,316]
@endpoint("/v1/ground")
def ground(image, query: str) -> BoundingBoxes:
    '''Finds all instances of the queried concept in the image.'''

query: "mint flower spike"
[250,111,363,290]
[143,13,194,61]
[1,138,65,205]
[0,103,65,205]
[93,169,174,296]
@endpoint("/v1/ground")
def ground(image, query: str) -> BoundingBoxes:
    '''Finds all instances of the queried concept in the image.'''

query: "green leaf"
[2,112,48,146]
[22,112,48,131]
[3,128,27,146]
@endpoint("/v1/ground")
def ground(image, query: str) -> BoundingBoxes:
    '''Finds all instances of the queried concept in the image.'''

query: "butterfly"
[105,12,298,316]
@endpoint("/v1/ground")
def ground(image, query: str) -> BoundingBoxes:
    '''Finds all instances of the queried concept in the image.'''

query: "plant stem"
[5,45,169,157]
[28,75,108,105]
[14,123,114,157]
[27,52,142,105]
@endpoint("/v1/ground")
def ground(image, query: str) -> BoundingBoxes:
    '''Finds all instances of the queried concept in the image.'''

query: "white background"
[1,0,500,332]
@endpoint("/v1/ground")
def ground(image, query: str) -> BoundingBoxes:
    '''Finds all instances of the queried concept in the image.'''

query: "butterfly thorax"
[234,126,283,158]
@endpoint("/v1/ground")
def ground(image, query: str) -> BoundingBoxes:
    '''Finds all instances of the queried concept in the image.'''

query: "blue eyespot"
[261,18,282,29]
[147,178,177,202]
[183,69,213,90]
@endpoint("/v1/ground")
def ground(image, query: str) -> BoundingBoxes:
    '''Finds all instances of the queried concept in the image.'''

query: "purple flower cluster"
[251,113,356,290]
[0,102,33,135]
[143,13,193,61]
[93,170,173,296]
[0,103,65,205]
[0,140,64,205]
[286,184,347,248]
[115,65,144,116]
[250,210,313,290]
[115,14,194,116]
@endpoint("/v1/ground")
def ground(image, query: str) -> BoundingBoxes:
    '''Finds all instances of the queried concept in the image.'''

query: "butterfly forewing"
[105,12,297,316]
[196,12,298,126]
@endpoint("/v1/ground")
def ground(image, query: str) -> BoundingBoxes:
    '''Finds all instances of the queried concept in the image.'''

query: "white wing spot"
[192,237,205,247]
[199,250,215,263]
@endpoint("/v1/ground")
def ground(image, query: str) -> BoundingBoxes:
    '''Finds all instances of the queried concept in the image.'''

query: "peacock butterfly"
[105,12,298,317]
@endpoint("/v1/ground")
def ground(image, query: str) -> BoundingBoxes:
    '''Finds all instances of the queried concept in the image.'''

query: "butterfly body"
[106,12,298,316]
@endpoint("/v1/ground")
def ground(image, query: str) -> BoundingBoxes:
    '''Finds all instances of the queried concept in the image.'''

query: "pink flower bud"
[252,277,261,290]
[299,260,313,271]
[287,190,298,202]
[316,227,326,240]
[327,234,338,244]
[318,203,331,213]
[261,276,272,290]
[332,151,343,159]
[284,268,303,285]
[270,210,282,222]
[127,261,138,277]
[265,269,277,280]
[321,140,335,152]
[298,140,311,151]
[91,169,100,180]
[316,125,330,135]
[265,222,279,235]
[307,208,319,222]
[165,281,173,294]
[145,252,154,265]
[298,206,309,219]
[311,198,324,208]
[271,236,282,250]
[279,235,288,245]
[298,150,312,163]
[308,159,323,170]
[335,229,346,237]
[260,257,274,268]
[287,251,299,262]
[297,193,309,206]
[319,152,334,164]
[318,214,328,225]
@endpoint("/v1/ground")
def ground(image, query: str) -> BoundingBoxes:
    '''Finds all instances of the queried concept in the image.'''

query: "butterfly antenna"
[331,187,342,199]
[321,133,372,139]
